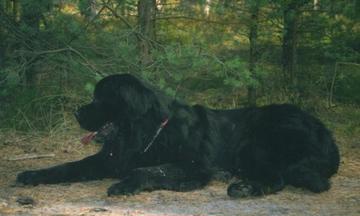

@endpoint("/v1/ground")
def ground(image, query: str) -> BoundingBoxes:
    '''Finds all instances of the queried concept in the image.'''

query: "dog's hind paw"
[227,180,263,198]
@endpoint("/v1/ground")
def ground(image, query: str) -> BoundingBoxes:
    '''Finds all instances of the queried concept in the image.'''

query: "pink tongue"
[80,132,97,145]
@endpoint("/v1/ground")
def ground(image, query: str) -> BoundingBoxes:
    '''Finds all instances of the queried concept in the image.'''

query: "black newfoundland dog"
[17,74,340,198]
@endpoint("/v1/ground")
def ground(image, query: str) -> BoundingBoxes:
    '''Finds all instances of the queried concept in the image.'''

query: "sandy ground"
[0,130,359,216]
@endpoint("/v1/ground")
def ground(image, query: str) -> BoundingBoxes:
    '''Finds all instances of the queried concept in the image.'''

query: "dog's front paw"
[16,171,43,186]
[107,180,141,196]
[227,180,263,198]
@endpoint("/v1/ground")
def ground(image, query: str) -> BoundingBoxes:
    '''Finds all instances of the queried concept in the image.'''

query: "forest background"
[0,0,359,141]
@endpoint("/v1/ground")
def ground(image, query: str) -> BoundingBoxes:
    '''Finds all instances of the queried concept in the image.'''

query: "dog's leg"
[107,163,211,196]
[227,145,287,198]
[16,153,110,185]
[283,157,332,193]
[227,156,334,198]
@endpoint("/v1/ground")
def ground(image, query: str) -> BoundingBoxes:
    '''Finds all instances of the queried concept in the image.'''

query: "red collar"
[143,117,169,153]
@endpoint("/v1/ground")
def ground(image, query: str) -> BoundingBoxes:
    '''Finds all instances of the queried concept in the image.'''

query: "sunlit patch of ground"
[0,126,359,216]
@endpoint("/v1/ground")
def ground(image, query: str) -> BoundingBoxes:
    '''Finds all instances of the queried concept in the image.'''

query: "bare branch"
[7,153,55,161]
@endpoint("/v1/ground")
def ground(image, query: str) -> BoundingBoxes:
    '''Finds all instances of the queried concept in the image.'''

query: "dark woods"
[0,1,359,130]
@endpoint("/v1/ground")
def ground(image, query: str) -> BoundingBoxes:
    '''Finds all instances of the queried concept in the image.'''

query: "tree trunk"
[247,1,260,106]
[0,31,4,69]
[138,0,156,66]
[19,0,42,86]
[355,0,360,18]
[120,0,127,16]
[79,0,97,21]
[282,1,311,102]
[0,1,5,69]
[313,0,319,10]
[20,1,40,32]
[282,2,298,95]
[204,0,211,16]
[12,0,19,20]
[4,0,10,13]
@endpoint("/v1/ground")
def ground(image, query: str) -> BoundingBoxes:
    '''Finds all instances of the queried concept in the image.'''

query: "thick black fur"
[17,74,340,198]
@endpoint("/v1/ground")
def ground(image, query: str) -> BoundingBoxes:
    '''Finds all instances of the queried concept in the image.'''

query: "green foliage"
[78,0,92,17]
[20,0,53,17]
[334,64,360,104]
[0,68,18,120]
[48,13,84,41]
[144,44,256,100]
[0,0,359,131]
[223,58,250,88]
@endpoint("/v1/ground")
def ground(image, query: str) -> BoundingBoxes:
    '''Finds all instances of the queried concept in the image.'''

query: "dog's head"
[75,74,160,132]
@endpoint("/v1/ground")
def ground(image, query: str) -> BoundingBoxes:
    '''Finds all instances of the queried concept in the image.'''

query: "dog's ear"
[97,74,166,120]
[119,85,160,118]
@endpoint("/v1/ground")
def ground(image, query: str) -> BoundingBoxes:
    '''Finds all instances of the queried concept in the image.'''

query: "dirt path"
[0,132,359,216]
